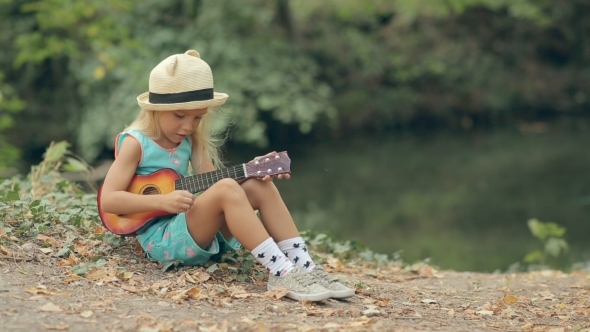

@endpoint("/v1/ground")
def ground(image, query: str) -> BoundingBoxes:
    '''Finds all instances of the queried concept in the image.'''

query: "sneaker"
[311,266,355,299]
[267,266,331,301]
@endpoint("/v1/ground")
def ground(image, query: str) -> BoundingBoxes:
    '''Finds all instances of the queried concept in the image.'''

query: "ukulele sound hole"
[141,185,161,195]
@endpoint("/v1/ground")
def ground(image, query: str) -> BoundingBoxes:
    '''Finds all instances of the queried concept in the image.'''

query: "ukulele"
[97,151,291,236]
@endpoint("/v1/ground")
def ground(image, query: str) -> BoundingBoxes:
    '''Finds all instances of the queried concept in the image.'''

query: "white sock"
[251,237,294,277]
[277,237,316,272]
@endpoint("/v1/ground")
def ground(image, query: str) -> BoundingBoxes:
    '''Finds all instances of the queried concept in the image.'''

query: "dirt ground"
[1,239,589,332]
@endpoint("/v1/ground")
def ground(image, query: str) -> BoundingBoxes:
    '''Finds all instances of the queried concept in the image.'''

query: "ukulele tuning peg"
[275,155,280,160]
[267,169,272,174]
[278,167,283,172]
[255,160,260,166]
[265,158,270,163]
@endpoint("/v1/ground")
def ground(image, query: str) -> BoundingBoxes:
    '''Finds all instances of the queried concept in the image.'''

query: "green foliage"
[3,0,590,167]
[294,0,587,133]
[29,141,93,196]
[0,141,97,241]
[523,218,569,269]
[0,172,99,240]
[296,0,547,23]
[0,70,24,171]
[302,230,391,266]
[13,0,135,67]
[75,0,336,161]
[206,249,265,282]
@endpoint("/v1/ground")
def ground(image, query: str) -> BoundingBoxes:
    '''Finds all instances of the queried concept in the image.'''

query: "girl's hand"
[255,151,291,182]
[160,190,195,214]
[259,173,290,181]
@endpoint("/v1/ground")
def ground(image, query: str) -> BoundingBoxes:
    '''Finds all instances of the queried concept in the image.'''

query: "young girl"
[99,50,354,301]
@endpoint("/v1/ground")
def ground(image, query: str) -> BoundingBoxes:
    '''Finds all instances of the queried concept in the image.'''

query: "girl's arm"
[100,136,193,215]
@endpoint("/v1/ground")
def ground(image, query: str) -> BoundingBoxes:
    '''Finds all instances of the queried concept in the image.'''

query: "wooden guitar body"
[97,168,181,236]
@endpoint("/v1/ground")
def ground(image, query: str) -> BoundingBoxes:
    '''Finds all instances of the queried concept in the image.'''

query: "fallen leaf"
[185,287,203,300]
[26,287,53,295]
[85,268,108,281]
[0,245,11,256]
[121,271,134,281]
[39,302,62,312]
[36,234,57,245]
[503,293,518,305]
[362,308,381,317]
[41,323,68,330]
[231,291,251,299]
[416,265,435,277]
[192,271,211,283]
[38,248,53,254]
[421,299,438,304]
[120,285,137,293]
[264,287,289,300]
[326,257,344,270]
[80,310,94,318]
[476,310,494,316]
[322,322,341,328]
[547,328,565,332]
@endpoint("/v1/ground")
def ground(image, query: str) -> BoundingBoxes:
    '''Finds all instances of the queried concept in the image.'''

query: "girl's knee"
[211,178,247,201]
[242,179,277,195]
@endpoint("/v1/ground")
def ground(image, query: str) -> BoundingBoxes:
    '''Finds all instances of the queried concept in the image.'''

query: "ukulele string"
[180,165,245,190]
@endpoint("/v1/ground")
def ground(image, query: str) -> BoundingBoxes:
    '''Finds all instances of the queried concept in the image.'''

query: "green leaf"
[545,238,568,257]
[206,263,219,273]
[523,250,543,264]
[161,260,180,272]
[44,141,70,163]
[71,265,91,276]
[5,191,19,201]
[55,246,70,257]
[63,157,88,172]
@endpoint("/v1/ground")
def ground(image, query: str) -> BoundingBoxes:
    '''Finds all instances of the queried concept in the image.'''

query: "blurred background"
[1,0,589,272]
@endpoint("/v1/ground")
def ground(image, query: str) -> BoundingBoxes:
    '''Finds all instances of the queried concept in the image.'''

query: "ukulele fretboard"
[174,164,246,193]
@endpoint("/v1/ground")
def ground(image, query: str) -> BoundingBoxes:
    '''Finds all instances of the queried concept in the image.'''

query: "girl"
[99,50,354,301]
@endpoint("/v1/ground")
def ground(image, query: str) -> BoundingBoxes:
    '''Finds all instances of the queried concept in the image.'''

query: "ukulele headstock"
[245,151,291,178]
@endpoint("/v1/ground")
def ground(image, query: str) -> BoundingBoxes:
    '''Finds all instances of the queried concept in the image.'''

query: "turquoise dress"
[115,130,241,266]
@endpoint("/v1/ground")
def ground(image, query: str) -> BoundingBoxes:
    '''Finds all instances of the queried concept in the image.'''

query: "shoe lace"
[292,270,317,287]
[314,268,339,284]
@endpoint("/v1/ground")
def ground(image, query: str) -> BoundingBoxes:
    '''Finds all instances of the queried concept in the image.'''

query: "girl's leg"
[239,179,355,299]
[185,178,294,276]
[240,179,317,270]
[239,179,300,241]
[185,178,335,301]
[184,178,268,250]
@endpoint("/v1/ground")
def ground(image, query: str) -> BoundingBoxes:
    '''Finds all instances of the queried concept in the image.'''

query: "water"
[228,128,590,272]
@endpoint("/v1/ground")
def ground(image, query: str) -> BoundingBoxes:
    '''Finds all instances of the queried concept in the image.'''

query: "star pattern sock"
[278,237,316,272]
[251,237,295,277]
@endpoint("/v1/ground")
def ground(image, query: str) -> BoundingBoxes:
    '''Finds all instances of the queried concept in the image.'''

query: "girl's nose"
[182,121,194,131]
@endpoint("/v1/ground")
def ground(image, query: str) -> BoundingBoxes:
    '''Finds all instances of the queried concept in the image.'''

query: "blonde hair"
[125,108,226,170]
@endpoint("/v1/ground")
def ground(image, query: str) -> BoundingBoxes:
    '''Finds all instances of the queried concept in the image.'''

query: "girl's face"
[156,108,208,148]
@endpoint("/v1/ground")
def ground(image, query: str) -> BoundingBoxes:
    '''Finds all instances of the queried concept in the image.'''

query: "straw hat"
[137,50,228,111]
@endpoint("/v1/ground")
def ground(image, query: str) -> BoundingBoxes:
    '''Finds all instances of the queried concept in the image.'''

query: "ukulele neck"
[174,164,246,193]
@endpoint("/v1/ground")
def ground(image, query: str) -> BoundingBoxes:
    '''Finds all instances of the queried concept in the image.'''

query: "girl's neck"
[150,134,181,150]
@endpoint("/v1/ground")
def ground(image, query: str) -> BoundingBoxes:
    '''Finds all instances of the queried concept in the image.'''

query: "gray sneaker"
[267,266,331,301]
[311,266,355,299]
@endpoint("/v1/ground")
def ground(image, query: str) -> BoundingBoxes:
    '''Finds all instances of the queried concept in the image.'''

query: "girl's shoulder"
[115,130,145,153]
